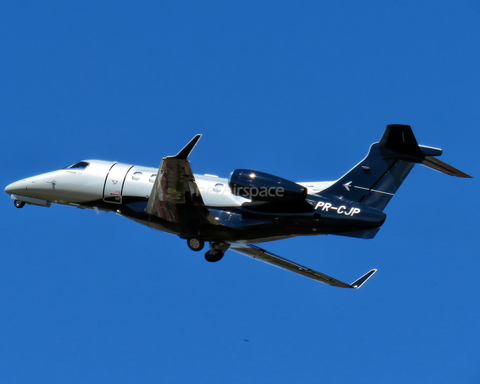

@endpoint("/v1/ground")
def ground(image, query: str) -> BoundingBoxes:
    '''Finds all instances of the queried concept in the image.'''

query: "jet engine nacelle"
[229,169,307,202]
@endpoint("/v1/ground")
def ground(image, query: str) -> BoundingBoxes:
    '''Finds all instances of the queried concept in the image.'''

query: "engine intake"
[229,169,307,202]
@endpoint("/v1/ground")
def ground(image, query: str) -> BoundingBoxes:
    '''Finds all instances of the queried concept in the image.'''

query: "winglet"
[174,134,202,159]
[350,269,377,289]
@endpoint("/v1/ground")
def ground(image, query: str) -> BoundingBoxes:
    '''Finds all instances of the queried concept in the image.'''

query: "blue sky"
[1,1,479,383]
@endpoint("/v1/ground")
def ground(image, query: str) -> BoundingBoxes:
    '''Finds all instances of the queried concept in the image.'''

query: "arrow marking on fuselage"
[342,181,394,196]
[343,181,352,191]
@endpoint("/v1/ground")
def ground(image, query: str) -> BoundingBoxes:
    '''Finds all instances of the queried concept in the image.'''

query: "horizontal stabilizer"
[230,243,376,288]
[422,156,472,178]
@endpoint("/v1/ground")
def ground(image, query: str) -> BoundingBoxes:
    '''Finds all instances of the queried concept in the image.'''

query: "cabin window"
[63,161,90,170]
[132,171,142,181]
[149,174,157,183]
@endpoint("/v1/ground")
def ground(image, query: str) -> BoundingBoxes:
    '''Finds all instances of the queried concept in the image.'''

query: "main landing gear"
[185,237,230,263]
[204,242,230,263]
[205,250,224,262]
[14,200,25,208]
[187,237,205,252]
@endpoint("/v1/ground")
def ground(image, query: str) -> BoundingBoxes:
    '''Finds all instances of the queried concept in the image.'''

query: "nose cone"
[5,180,28,195]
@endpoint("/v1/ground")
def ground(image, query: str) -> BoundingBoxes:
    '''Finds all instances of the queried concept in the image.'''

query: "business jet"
[5,125,471,288]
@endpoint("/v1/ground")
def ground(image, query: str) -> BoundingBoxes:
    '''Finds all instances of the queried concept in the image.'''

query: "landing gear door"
[103,163,134,204]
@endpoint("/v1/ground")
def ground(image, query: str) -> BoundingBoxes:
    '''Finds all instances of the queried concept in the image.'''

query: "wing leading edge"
[229,243,376,288]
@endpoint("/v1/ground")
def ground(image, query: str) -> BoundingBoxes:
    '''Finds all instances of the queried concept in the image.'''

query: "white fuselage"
[5,159,334,210]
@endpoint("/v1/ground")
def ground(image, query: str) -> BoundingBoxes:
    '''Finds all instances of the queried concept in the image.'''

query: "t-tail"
[322,124,471,211]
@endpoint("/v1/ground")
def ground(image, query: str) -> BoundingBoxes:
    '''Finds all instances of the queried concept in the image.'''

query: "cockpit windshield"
[63,161,90,170]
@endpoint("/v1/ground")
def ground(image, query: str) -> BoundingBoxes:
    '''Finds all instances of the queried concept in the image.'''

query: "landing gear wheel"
[205,250,224,263]
[14,200,25,209]
[187,237,205,252]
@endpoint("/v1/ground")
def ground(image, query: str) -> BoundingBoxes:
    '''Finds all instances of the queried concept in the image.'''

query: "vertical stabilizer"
[321,125,471,211]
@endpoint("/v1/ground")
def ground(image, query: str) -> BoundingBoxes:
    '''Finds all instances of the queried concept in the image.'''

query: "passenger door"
[103,163,134,204]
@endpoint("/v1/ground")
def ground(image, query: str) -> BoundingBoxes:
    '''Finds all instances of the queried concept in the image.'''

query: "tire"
[205,250,224,263]
[14,200,25,208]
[187,237,204,251]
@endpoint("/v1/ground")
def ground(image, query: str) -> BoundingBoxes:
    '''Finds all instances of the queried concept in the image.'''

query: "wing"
[229,243,376,288]
[146,135,214,231]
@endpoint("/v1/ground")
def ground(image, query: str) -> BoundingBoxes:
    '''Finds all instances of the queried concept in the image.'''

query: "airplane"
[5,124,471,289]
